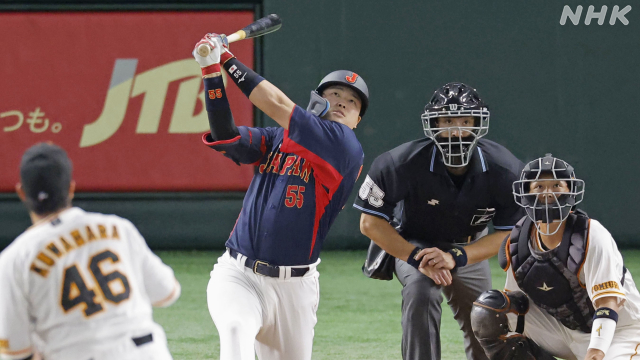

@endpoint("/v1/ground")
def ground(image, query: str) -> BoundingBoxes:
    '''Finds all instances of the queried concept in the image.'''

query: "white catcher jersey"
[0,207,180,359]
[505,218,640,324]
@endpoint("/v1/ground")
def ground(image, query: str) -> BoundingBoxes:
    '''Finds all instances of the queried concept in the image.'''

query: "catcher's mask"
[512,154,585,235]
[421,82,489,167]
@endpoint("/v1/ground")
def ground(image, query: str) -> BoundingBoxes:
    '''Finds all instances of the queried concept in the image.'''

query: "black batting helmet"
[421,82,490,167]
[315,70,369,117]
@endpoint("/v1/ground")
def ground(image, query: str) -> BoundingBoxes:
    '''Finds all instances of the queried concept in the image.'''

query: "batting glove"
[192,33,226,68]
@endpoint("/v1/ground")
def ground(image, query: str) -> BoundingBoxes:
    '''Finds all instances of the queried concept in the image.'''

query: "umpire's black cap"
[20,142,73,215]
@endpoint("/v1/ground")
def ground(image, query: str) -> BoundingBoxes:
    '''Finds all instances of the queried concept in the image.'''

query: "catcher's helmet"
[307,70,369,117]
[421,82,489,167]
[512,154,585,235]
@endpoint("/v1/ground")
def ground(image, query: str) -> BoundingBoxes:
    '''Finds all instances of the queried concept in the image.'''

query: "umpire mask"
[512,154,585,235]
[421,82,489,167]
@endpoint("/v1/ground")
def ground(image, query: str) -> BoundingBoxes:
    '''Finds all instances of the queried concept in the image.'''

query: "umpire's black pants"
[395,257,491,360]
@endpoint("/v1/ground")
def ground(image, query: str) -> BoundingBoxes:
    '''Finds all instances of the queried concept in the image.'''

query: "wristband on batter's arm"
[221,52,265,98]
[406,246,424,270]
[447,246,468,269]
[588,307,618,354]
[202,65,239,141]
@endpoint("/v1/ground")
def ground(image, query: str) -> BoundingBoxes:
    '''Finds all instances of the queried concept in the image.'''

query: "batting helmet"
[421,82,490,167]
[307,70,369,117]
[512,154,585,235]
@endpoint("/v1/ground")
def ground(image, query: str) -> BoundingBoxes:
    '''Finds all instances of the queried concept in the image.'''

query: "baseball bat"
[197,14,282,57]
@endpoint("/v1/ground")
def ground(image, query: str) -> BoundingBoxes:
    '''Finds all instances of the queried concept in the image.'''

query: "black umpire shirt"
[353,138,524,248]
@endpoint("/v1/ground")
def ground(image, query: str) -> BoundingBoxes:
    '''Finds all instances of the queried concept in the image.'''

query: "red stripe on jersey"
[282,130,344,259]
[201,132,241,146]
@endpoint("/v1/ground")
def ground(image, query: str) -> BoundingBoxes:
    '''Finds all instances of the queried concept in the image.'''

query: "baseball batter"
[470,154,640,360]
[0,143,180,360]
[355,83,524,360]
[191,34,367,360]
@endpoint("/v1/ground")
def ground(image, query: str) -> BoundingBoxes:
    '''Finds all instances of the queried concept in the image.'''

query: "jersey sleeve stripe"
[0,346,32,356]
[352,204,390,221]
[152,279,181,308]
[592,290,626,299]
[202,132,242,146]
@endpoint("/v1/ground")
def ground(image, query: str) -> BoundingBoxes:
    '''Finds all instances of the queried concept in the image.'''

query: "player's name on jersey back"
[30,223,121,278]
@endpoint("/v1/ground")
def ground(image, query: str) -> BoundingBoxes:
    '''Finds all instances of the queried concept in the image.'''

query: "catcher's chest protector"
[506,212,594,333]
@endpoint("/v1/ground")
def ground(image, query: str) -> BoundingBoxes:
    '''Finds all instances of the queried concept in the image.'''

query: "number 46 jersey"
[0,207,180,360]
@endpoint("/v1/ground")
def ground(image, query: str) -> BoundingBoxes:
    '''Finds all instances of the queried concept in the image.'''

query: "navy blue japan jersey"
[203,105,364,266]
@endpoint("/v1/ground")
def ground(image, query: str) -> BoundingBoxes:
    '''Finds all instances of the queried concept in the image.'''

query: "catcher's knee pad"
[484,334,557,360]
[471,290,529,340]
[471,290,553,360]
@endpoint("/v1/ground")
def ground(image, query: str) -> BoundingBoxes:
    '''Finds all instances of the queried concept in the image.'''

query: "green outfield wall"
[1,0,638,250]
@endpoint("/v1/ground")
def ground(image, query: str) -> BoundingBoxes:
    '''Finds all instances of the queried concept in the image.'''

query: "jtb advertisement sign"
[0,11,255,192]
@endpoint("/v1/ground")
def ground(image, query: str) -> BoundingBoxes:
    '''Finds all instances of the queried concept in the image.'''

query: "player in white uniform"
[470,154,640,360]
[0,143,180,360]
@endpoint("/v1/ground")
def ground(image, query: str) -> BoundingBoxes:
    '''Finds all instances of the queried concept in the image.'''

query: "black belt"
[229,249,310,278]
[132,333,153,347]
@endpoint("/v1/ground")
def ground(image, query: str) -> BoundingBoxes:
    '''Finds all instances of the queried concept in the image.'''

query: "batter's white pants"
[507,298,640,360]
[207,250,321,360]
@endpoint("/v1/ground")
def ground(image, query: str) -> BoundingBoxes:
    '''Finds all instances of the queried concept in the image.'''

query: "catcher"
[470,154,640,360]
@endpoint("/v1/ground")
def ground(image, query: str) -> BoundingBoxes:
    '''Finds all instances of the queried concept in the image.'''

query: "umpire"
[354,83,523,360]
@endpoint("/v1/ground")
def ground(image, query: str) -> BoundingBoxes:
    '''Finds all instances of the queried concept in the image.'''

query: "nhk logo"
[80,59,225,147]
[560,5,631,25]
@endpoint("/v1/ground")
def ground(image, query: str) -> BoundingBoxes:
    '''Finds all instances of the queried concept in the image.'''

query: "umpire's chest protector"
[500,212,595,333]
